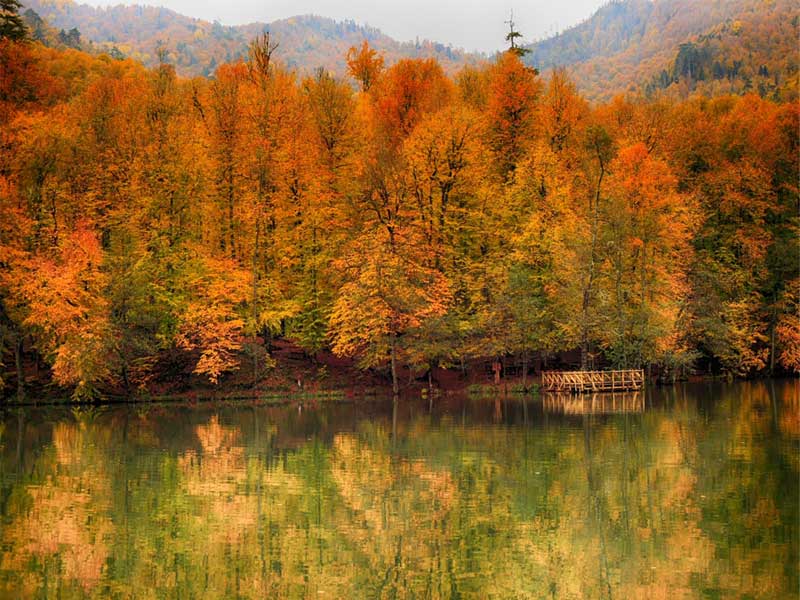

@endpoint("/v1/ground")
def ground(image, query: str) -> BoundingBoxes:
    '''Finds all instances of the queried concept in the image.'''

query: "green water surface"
[0,381,797,599]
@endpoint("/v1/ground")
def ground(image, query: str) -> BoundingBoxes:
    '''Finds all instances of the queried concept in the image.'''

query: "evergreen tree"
[0,0,28,41]
[505,11,530,57]
[58,27,81,49]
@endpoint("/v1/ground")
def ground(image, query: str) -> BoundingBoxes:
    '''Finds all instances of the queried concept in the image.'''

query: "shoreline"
[4,374,796,408]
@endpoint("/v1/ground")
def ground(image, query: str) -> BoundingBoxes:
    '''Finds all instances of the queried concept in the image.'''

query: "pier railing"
[541,369,644,393]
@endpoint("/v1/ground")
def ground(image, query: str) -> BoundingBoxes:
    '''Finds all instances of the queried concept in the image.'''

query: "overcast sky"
[81,0,607,53]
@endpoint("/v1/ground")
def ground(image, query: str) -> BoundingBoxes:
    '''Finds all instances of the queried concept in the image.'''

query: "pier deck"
[541,369,644,393]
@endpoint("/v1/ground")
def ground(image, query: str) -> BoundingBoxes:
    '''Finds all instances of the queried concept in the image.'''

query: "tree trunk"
[391,397,398,450]
[580,340,589,372]
[15,411,23,467]
[522,351,529,392]
[15,337,24,401]
[769,311,776,375]
[227,158,236,258]
[121,363,130,393]
[390,332,399,397]
[581,154,605,371]
[252,220,260,388]
[428,368,433,412]
[502,355,508,396]
[522,394,528,426]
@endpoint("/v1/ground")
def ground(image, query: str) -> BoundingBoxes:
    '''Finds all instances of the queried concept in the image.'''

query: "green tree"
[0,0,27,41]
[505,11,530,58]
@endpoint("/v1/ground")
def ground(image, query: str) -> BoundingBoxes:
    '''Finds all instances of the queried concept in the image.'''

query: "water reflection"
[0,381,796,598]
[543,391,644,414]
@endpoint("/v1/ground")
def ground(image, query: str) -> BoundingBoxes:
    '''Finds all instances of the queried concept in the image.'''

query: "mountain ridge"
[19,0,799,101]
[21,0,482,76]
[523,0,798,101]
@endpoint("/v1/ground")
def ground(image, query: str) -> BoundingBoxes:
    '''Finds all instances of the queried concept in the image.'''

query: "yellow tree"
[485,51,541,178]
[345,41,384,92]
[504,139,580,381]
[294,68,359,355]
[174,249,250,384]
[238,42,304,358]
[775,277,800,373]
[402,106,484,381]
[206,61,249,259]
[329,229,451,396]
[574,123,616,370]
[599,143,698,370]
[19,227,116,399]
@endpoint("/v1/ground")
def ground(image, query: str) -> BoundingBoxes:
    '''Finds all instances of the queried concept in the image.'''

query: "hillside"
[20,0,799,102]
[20,0,480,77]
[525,0,799,101]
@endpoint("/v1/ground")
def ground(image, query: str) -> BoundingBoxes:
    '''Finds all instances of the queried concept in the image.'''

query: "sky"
[81,0,608,54]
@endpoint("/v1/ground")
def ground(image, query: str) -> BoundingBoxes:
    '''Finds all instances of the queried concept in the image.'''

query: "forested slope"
[21,0,478,76]
[525,0,798,101]
[20,0,800,101]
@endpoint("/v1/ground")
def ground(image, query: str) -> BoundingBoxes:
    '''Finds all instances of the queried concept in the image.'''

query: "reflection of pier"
[543,392,644,415]
[541,369,644,393]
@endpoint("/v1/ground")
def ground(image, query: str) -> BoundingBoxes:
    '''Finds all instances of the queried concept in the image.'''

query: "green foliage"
[0,0,27,41]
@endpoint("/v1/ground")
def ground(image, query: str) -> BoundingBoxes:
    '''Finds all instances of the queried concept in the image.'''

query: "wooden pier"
[541,369,644,393]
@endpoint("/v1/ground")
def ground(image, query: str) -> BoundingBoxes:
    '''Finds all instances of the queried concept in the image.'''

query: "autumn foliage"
[0,35,797,399]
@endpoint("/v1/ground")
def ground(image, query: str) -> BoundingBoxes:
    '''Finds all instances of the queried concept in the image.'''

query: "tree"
[402,107,483,382]
[19,228,117,399]
[174,251,249,384]
[541,68,587,153]
[372,57,452,143]
[345,41,384,92]
[304,68,356,176]
[0,0,27,41]
[576,124,616,370]
[504,11,530,58]
[293,69,357,355]
[504,139,579,379]
[207,62,248,259]
[329,230,451,396]
[775,278,800,373]
[485,51,540,177]
[248,31,278,80]
[599,143,697,370]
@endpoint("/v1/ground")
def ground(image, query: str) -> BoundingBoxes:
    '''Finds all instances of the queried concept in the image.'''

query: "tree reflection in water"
[0,380,796,598]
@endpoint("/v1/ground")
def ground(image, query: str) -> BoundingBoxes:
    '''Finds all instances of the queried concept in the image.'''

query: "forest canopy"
[0,25,798,399]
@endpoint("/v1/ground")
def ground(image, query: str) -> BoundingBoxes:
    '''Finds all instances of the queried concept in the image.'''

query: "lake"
[0,381,797,598]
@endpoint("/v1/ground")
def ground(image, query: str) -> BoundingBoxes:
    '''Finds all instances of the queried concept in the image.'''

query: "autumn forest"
[0,1,798,401]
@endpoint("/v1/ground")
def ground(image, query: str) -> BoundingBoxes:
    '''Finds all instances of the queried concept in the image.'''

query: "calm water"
[0,381,797,599]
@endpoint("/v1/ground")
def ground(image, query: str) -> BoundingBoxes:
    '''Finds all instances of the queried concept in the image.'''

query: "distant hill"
[20,0,481,77]
[524,0,799,101]
[19,0,799,101]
